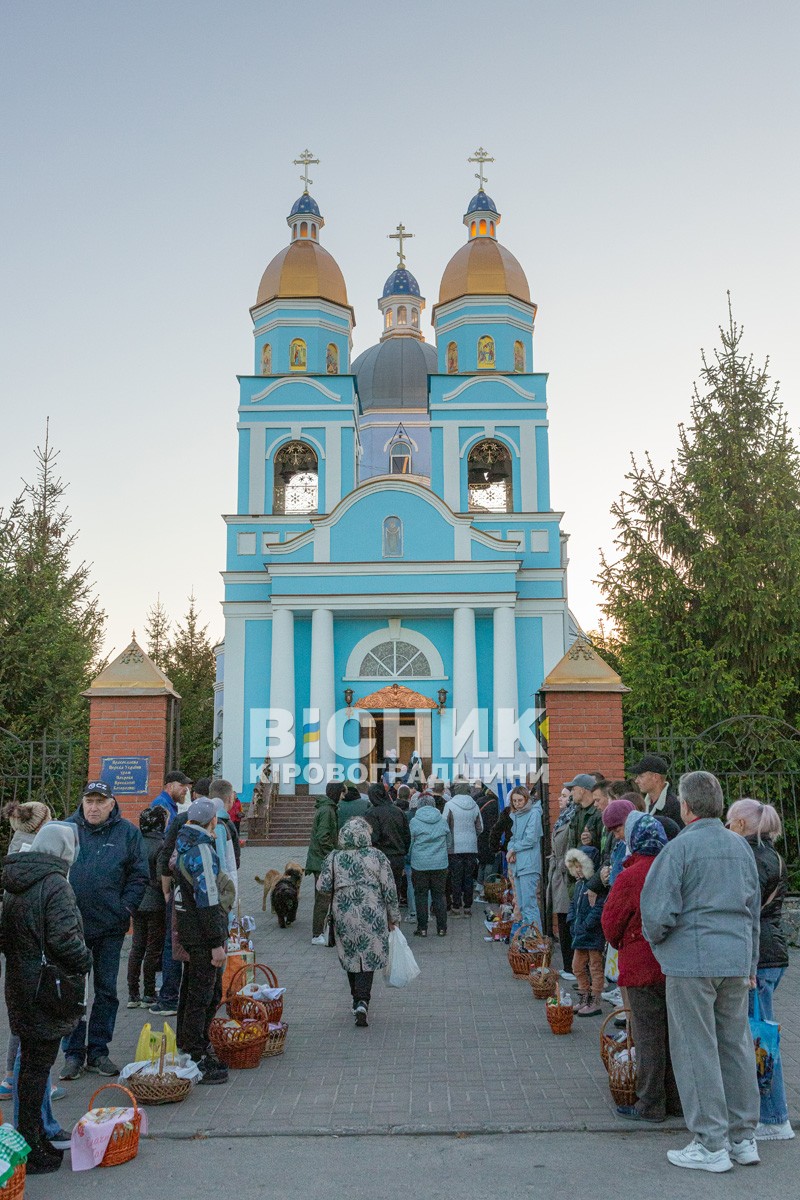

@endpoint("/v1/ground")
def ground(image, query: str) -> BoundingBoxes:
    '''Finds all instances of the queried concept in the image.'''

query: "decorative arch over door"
[344,621,446,681]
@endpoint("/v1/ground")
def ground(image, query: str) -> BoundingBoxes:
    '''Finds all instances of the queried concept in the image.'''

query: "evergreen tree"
[0,423,106,737]
[144,595,171,671]
[166,593,215,780]
[597,299,800,738]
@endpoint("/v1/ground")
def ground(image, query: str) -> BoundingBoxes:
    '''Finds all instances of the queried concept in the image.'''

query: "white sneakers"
[310,934,328,945]
[601,987,623,1006]
[667,1137,761,1172]
[755,1120,795,1141]
[558,970,576,981]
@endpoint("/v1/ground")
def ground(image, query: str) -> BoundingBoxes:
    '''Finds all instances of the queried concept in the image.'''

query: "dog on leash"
[255,862,304,926]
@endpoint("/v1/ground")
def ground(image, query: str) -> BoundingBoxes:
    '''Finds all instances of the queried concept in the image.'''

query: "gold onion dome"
[438,236,530,307]
[256,239,348,308]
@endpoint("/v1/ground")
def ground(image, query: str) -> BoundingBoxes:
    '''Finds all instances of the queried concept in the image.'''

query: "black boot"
[23,1136,63,1176]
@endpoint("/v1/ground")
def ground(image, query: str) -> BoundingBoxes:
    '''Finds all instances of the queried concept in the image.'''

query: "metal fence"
[0,728,87,820]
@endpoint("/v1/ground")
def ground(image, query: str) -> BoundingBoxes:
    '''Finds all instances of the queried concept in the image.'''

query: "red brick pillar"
[83,636,180,824]
[541,635,628,830]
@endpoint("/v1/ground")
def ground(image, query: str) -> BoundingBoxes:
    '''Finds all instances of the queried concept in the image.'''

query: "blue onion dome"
[467,189,498,214]
[382,267,421,298]
[289,192,321,217]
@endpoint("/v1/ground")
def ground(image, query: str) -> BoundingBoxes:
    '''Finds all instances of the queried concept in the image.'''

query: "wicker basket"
[492,917,513,941]
[508,924,550,976]
[127,1032,192,1106]
[546,994,574,1035]
[210,1001,268,1069]
[262,1021,288,1058]
[0,1165,25,1198]
[227,962,284,1025]
[482,875,508,905]
[529,946,557,999]
[88,1084,142,1168]
[600,1008,631,1073]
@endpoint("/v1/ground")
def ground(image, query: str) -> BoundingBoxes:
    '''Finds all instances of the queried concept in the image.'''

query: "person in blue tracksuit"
[506,786,543,931]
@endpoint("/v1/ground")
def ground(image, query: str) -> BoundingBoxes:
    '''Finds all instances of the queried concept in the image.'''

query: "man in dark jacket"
[566,774,605,852]
[148,769,192,1016]
[632,754,684,829]
[337,785,370,830]
[305,782,343,945]
[173,798,231,1084]
[365,782,411,899]
[60,781,148,1081]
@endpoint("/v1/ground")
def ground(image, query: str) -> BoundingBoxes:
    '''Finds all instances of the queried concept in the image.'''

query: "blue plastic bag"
[750,989,780,1096]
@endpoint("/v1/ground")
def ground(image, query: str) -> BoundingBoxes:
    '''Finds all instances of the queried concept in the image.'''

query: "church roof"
[255,239,349,308]
[541,635,629,693]
[382,267,421,298]
[353,337,437,410]
[83,636,180,698]
[437,237,531,307]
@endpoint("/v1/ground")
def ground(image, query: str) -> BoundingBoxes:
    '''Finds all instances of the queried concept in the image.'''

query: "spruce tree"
[598,299,800,738]
[166,594,215,780]
[144,595,172,671]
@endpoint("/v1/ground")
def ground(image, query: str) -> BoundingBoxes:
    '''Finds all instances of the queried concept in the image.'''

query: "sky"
[2,1,799,661]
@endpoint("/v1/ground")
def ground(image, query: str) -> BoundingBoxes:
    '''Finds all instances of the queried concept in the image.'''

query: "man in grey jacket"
[640,771,761,1173]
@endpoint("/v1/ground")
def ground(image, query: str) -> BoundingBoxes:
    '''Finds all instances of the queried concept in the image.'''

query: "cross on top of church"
[468,146,494,190]
[293,149,319,193]
[388,222,413,268]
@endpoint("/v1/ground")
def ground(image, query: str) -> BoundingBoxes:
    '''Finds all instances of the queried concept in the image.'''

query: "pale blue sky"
[2,1,798,659]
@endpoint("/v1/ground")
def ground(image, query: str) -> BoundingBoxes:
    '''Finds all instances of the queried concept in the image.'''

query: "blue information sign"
[100,756,150,796]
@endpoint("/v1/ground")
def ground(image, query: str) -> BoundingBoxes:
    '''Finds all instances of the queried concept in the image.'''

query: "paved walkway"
[13,844,799,1140]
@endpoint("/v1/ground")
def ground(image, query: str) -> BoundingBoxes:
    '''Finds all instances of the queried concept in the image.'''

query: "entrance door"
[359,711,432,784]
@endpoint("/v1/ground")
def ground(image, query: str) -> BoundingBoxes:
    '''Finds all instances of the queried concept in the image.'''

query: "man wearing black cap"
[60,781,148,1081]
[632,755,684,829]
[565,774,604,852]
[150,770,192,829]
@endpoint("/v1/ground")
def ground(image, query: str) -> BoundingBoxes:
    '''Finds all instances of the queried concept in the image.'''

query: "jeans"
[176,948,223,1061]
[128,910,166,999]
[449,854,477,909]
[749,967,789,1125]
[64,932,125,1063]
[347,970,374,1006]
[412,868,448,933]
[16,1037,61,1150]
[404,865,416,916]
[513,871,542,930]
[158,898,183,1003]
[12,1045,59,1140]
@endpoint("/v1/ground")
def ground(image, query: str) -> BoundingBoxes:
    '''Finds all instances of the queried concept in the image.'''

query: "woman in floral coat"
[317,817,400,1027]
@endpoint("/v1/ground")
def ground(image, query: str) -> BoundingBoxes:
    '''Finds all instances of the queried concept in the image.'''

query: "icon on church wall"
[477,335,495,370]
[514,340,524,373]
[261,343,272,375]
[447,341,458,374]
[290,338,307,371]
[326,343,339,374]
[383,516,403,558]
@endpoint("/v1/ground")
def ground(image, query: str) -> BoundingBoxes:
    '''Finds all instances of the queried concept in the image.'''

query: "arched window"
[273,441,318,514]
[326,343,339,374]
[383,515,403,556]
[477,334,495,369]
[300,220,308,238]
[470,221,477,237]
[489,221,495,236]
[411,308,419,328]
[292,226,297,240]
[261,343,272,375]
[289,338,307,371]
[446,341,458,373]
[390,441,412,475]
[311,223,317,239]
[468,438,513,513]
[359,640,431,678]
[514,340,525,372]
[397,305,407,325]
[479,218,487,236]
[385,309,394,330]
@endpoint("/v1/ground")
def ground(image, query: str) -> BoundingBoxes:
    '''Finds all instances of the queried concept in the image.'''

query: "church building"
[217,151,576,798]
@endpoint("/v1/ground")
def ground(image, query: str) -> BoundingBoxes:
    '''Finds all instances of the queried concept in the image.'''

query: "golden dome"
[255,239,349,308]
[437,238,531,308]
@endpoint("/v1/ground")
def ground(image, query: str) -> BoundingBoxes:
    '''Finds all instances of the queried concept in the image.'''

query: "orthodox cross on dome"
[468,146,494,190]
[293,148,319,193]
[388,222,413,268]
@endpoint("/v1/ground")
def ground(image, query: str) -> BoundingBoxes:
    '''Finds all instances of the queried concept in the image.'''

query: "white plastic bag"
[384,927,421,988]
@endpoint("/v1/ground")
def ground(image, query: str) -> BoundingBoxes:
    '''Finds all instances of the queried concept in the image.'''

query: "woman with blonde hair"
[506,785,543,930]
[726,798,793,1141]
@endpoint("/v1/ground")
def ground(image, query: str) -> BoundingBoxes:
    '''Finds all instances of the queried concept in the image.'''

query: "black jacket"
[67,803,149,939]
[158,811,240,882]
[365,789,411,863]
[138,829,166,913]
[649,788,684,829]
[748,835,788,969]
[488,808,513,855]
[476,795,499,865]
[0,852,93,1040]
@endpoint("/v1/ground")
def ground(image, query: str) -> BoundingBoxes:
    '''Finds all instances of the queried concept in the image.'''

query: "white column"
[269,607,296,795]
[310,607,336,780]
[221,612,246,792]
[493,605,518,759]
[452,606,479,765]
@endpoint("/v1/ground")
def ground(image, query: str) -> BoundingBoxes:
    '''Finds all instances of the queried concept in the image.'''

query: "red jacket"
[601,854,664,988]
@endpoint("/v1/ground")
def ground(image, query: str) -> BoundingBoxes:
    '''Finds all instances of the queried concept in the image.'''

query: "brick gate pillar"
[541,635,629,829]
[82,634,181,823]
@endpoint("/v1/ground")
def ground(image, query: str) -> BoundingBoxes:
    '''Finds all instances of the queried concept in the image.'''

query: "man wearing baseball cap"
[150,770,192,829]
[631,755,684,829]
[148,769,192,1016]
[60,781,148,1081]
[565,774,604,853]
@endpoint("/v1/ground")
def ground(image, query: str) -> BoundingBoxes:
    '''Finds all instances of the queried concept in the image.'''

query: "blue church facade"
[217,160,575,799]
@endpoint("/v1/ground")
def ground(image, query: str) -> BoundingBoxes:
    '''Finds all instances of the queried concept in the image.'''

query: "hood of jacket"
[176,821,215,852]
[411,805,443,827]
[71,800,123,833]
[1,851,69,895]
[451,782,472,798]
[449,794,477,812]
[565,847,599,879]
[368,784,392,807]
[314,794,336,811]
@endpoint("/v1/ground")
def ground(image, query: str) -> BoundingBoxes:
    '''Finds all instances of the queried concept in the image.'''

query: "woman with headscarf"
[409,794,452,937]
[1,822,92,1174]
[601,812,682,1124]
[316,817,400,1027]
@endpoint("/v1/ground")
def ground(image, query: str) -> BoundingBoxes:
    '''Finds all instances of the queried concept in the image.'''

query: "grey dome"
[353,338,437,410]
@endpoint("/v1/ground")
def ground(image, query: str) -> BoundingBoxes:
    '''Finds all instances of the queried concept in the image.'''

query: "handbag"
[35,884,88,1020]
[749,989,780,1096]
[326,853,337,947]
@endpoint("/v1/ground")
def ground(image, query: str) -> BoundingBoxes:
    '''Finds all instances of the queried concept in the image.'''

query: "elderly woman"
[1,822,92,1175]
[727,798,793,1141]
[506,786,543,930]
[317,817,400,1027]
[601,812,682,1123]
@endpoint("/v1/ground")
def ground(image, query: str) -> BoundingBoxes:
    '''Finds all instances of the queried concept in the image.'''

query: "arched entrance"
[355,684,436,783]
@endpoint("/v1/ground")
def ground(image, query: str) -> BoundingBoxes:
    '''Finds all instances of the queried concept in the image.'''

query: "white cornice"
[250,377,343,404]
[436,313,532,335]
[251,297,353,324]
[440,376,537,404]
[266,560,521,576]
[434,295,535,321]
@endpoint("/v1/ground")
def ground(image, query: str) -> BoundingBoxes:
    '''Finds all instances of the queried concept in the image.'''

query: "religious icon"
[477,335,495,369]
[261,343,272,375]
[290,338,307,371]
[383,516,403,558]
[447,341,458,374]
[326,343,339,374]
[514,340,524,373]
